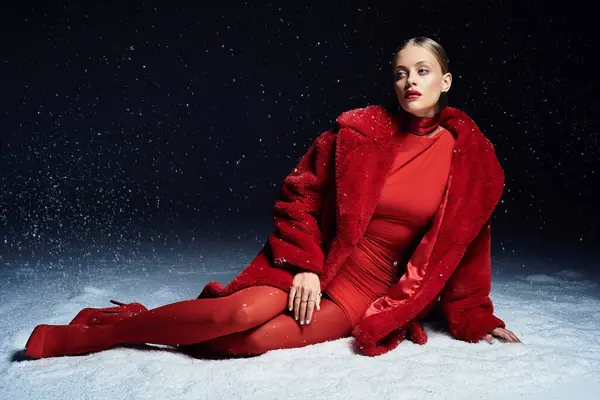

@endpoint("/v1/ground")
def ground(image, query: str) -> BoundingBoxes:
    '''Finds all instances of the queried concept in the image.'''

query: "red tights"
[26,286,353,358]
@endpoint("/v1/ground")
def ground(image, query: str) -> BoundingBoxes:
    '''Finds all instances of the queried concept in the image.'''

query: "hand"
[288,272,322,325]
[482,327,522,344]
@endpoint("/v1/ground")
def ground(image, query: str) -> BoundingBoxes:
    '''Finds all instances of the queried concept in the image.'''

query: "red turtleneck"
[402,110,441,136]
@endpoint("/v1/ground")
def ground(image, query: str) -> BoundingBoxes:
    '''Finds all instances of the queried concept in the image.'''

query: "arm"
[267,130,336,275]
[438,219,506,343]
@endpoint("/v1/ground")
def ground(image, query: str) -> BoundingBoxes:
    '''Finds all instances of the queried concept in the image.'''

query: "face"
[393,44,452,117]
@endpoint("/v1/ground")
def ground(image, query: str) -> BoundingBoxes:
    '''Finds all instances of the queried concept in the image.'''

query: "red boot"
[69,300,148,326]
[25,324,113,359]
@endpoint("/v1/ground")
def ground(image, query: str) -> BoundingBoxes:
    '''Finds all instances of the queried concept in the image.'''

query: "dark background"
[1,1,598,270]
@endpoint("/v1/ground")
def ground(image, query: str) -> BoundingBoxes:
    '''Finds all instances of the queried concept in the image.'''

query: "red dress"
[324,127,456,327]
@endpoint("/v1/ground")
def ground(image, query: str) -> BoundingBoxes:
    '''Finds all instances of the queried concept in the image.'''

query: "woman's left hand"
[482,327,522,344]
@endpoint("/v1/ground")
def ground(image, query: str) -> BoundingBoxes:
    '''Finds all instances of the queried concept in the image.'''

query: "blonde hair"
[393,37,449,74]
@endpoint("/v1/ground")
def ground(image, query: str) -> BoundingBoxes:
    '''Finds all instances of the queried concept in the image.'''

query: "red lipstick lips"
[404,89,421,99]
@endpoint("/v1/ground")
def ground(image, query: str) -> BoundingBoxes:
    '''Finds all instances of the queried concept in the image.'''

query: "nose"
[405,74,417,89]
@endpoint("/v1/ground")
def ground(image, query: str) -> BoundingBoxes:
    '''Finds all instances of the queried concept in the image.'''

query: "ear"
[442,72,452,92]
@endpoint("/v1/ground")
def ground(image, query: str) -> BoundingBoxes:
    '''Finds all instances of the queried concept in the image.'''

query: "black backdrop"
[1,1,598,268]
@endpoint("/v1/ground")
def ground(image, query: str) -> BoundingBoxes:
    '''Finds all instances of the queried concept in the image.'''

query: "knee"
[230,306,253,327]
[212,306,256,330]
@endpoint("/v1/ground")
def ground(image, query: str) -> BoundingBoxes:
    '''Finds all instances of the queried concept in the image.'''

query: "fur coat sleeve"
[266,129,337,275]
[438,219,506,342]
[195,130,336,300]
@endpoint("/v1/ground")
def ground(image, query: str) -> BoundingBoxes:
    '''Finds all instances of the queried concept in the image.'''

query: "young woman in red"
[24,37,521,360]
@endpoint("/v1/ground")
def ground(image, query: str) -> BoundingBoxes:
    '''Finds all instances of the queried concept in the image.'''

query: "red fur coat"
[197,105,507,356]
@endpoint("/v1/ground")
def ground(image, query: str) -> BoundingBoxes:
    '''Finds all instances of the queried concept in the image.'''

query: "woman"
[25,37,521,360]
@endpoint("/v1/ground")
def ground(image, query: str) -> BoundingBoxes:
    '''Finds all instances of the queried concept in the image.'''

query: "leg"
[25,286,288,359]
[197,297,352,357]
[109,285,289,345]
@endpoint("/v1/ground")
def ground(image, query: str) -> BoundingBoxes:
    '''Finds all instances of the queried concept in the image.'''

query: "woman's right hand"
[288,272,321,325]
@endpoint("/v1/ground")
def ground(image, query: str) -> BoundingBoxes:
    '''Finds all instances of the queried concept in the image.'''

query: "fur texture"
[197,105,506,356]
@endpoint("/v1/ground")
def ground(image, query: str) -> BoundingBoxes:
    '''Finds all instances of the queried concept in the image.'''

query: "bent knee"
[209,287,287,329]
[211,305,264,330]
[229,306,254,327]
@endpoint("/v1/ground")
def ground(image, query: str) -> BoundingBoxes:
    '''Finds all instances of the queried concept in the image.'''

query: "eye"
[395,70,406,80]
[418,67,429,74]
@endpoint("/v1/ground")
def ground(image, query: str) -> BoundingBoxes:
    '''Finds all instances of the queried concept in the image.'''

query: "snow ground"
[1,235,599,400]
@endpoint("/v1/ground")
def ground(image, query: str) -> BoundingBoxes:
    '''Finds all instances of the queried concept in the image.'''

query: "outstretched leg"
[108,286,289,345]
[25,286,289,358]
[193,297,352,357]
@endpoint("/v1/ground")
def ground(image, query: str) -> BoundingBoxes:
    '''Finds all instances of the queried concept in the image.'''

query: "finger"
[294,287,303,320]
[501,330,517,343]
[504,330,520,343]
[288,286,296,311]
[502,331,518,343]
[493,330,510,342]
[500,330,515,343]
[299,290,309,324]
[482,334,493,344]
[316,293,321,311]
[509,332,521,343]
[305,298,316,324]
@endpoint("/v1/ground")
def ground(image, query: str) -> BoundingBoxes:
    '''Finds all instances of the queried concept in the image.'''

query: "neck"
[402,111,441,136]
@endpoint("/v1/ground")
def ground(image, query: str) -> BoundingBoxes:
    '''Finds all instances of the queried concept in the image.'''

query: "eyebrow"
[394,60,432,70]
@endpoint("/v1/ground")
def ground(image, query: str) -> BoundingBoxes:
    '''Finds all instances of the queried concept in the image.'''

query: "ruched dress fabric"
[323,128,456,327]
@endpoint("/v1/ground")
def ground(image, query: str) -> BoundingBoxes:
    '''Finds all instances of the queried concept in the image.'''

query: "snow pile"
[1,243,599,399]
